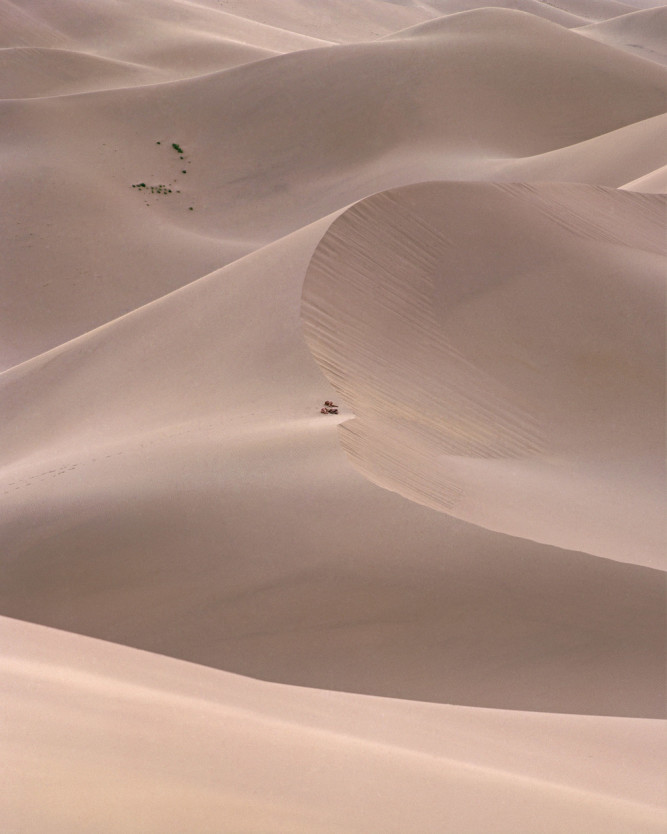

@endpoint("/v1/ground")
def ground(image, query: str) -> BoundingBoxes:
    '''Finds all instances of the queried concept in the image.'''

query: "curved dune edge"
[3,6,666,369]
[621,162,667,192]
[3,0,666,830]
[0,41,279,99]
[3,615,665,834]
[302,181,665,568]
[576,6,667,65]
[418,0,637,23]
[2,215,664,718]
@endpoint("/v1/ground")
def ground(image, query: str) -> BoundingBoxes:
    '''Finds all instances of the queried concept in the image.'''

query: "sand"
[1,0,665,831]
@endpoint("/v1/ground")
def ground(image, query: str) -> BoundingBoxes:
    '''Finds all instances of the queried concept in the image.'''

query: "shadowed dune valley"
[1,0,665,831]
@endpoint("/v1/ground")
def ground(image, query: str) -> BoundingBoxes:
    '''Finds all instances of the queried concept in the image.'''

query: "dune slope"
[3,615,665,834]
[302,181,665,567]
[2,7,665,368]
[576,6,667,65]
[2,0,665,830]
[1,215,664,717]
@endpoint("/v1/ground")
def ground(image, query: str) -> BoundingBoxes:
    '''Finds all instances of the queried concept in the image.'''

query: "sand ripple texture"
[302,182,665,566]
[1,0,666,832]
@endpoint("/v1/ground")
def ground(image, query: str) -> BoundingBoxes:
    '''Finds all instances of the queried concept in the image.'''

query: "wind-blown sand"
[1,0,665,831]
[3,616,664,834]
[302,182,665,566]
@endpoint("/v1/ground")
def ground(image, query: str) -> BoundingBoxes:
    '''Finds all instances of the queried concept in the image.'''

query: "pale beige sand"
[576,6,667,65]
[3,616,665,834]
[421,0,637,20]
[3,7,666,368]
[497,113,667,185]
[3,217,663,716]
[415,0,592,28]
[622,162,667,191]
[302,182,665,567]
[2,0,666,830]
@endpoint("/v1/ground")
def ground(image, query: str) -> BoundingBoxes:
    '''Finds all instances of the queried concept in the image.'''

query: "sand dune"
[1,214,664,716]
[0,48,170,98]
[497,112,667,185]
[3,616,664,834]
[2,0,665,830]
[622,162,667,191]
[421,0,637,21]
[577,6,667,64]
[3,8,665,368]
[0,1,71,49]
[413,0,592,27]
[184,0,433,42]
[302,182,665,566]
[0,0,335,57]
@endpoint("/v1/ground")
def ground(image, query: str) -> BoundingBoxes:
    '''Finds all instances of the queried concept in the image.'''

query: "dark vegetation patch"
[130,142,194,211]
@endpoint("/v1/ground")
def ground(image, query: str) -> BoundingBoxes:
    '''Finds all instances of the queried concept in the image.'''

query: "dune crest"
[302,182,665,567]
[3,0,665,829]
[420,0,636,21]
[4,615,664,834]
[2,212,664,717]
[621,163,667,192]
[576,6,667,65]
[3,6,666,369]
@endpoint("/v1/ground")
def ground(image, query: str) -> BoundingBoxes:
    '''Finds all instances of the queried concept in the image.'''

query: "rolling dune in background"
[1,0,665,831]
[3,6,666,367]
[576,6,667,64]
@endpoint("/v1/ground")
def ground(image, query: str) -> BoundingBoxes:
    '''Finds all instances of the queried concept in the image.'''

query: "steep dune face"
[3,7,665,368]
[3,218,663,716]
[302,182,665,567]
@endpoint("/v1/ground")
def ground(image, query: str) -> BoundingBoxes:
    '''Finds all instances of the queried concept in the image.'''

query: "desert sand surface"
[3,615,665,834]
[1,0,665,831]
[576,6,667,64]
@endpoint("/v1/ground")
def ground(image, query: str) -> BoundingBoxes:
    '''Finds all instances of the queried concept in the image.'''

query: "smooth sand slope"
[420,0,638,20]
[413,0,593,27]
[2,0,666,831]
[576,6,667,65]
[3,616,665,834]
